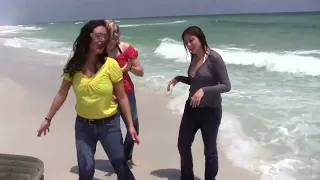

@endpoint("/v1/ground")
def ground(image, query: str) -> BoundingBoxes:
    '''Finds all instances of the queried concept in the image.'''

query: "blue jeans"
[118,92,139,161]
[75,114,135,180]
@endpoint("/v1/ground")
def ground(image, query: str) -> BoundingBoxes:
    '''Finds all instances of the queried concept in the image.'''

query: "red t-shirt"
[113,45,138,95]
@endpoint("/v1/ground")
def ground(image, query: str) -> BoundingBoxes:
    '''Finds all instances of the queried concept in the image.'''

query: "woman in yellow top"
[36,20,139,180]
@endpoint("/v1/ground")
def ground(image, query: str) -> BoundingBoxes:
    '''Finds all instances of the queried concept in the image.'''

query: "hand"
[113,95,117,100]
[190,88,204,107]
[121,61,131,72]
[167,78,178,91]
[37,119,51,137]
[128,126,140,144]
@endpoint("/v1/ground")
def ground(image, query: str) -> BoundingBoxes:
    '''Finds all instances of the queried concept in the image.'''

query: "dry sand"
[0,45,260,180]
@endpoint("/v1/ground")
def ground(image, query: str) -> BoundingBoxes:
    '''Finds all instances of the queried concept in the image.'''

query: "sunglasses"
[90,32,108,41]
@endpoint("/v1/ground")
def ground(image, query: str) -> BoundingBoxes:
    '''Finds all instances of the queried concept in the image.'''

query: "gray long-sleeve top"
[175,49,231,108]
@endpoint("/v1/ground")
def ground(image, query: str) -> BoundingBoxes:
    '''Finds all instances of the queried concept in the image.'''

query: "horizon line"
[8,10,320,26]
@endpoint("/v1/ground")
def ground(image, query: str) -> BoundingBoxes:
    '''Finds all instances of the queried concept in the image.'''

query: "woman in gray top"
[167,26,231,180]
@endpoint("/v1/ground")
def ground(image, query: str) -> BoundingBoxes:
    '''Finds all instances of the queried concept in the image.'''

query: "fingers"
[167,83,171,91]
[37,130,44,137]
[125,62,131,71]
[167,80,177,92]
[130,131,140,144]
[190,96,201,108]
[134,134,140,144]
[37,131,41,137]
[126,61,131,68]
[37,128,49,137]
[37,126,43,137]
[167,81,173,91]
[190,98,194,107]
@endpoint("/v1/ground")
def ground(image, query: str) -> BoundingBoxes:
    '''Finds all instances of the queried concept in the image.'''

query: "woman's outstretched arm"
[175,76,191,85]
[45,79,72,120]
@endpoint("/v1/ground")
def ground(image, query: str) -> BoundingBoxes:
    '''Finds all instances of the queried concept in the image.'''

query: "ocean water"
[1,13,320,180]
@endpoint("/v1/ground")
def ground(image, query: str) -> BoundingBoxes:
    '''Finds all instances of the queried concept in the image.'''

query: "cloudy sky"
[1,0,319,25]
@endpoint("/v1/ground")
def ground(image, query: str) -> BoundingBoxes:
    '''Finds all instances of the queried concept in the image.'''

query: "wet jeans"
[75,114,135,180]
[118,92,139,161]
[178,101,222,180]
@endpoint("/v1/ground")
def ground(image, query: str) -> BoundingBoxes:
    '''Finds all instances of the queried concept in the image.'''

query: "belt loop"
[88,119,95,125]
[83,118,92,125]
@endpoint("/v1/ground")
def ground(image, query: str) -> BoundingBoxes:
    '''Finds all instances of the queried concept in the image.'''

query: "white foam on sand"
[166,88,277,179]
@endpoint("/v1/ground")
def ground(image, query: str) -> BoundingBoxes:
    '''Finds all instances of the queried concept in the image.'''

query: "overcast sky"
[1,0,319,25]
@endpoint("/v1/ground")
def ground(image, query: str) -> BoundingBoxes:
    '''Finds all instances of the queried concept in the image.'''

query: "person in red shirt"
[105,20,144,166]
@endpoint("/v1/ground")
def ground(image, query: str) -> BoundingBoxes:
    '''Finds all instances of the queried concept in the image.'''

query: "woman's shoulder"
[119,41,137,52]
[207,49,223,63]
[119,41,138,59]
[119,41,132,49]
[104,57,118,65]
[207,49,221,58]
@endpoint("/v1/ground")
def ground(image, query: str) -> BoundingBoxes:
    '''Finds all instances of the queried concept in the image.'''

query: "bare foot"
[128,158,139,166]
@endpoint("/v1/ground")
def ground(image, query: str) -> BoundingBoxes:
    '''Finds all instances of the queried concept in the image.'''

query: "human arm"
[37,77,72,136]
[129,58,144,77]
[167,65,191,91]
[114,79,140,143]
[174,60,192,85]
[45,79,72,120]
[167,75,190,91]
[202,54,231,94]
[114,80,134,127]
[121,42,144,77]
[174,76,191,85]
[110,59,140,143]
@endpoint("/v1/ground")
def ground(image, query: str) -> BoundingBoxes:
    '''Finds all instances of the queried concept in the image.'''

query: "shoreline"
[0,45,260,179]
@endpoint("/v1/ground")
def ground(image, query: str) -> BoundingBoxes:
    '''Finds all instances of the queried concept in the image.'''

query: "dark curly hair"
[63,19,109,78]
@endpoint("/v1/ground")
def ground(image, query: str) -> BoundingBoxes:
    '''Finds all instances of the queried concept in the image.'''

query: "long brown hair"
[63,20,108,78]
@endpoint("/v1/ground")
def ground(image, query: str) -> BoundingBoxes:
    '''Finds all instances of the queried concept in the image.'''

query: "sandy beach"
[0,45,260,180]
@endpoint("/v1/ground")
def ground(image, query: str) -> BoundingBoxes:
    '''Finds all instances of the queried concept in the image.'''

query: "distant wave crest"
[213,19,320,29]
[154,37,320,76]
[0,25,42,35]
[120,20,187,28]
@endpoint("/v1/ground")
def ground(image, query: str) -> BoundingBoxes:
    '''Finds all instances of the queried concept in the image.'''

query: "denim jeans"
[177,101,222,180]
[75,114,135,180]
[118,92,139,161]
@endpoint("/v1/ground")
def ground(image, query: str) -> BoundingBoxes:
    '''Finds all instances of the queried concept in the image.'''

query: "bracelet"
[45,117,52,122]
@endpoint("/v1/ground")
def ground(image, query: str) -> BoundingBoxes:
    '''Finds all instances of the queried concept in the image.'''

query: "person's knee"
[177,139,192,154]
[204,148,218,160]
[110,157,129,173]
[111,158,135,179]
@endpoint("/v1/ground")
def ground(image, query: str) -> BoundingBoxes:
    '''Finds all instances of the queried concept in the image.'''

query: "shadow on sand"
[150,168,201,180]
